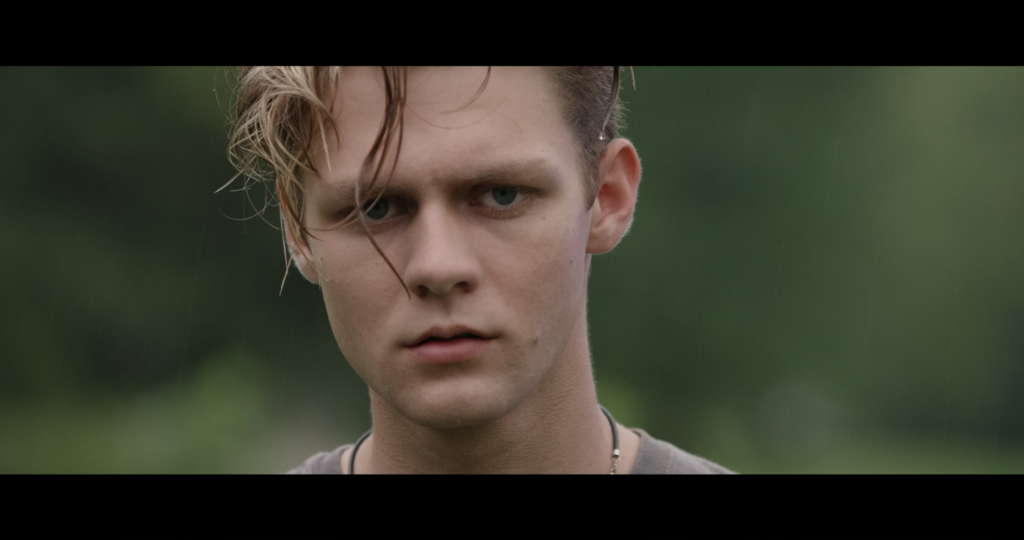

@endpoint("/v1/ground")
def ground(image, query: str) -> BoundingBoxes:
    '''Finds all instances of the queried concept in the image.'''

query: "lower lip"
[406,337,492,364]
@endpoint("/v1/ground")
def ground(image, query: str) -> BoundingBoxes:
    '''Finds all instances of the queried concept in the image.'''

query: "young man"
[229,66,732,473]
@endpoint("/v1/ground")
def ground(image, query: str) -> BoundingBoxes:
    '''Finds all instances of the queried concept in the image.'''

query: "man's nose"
[403,203,480,298]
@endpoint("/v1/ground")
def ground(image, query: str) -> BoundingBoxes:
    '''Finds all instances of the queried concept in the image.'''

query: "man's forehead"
[305,67,575,201]
[336,66,548,109]
[325,67,558,144]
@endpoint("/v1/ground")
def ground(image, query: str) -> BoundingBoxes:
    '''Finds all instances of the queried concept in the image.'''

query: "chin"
[390,381,520,429]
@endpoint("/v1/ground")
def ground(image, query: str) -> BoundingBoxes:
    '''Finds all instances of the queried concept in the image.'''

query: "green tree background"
[2,67,1022,472]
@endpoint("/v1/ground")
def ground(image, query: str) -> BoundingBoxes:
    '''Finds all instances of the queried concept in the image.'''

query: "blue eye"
[489,187,519,206]
[364,199,391,220]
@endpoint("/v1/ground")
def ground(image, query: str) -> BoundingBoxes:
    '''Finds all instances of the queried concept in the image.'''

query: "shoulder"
[285,444,350,474]
[629,429,736,474]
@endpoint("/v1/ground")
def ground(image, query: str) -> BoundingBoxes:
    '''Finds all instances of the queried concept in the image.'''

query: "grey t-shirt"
[287,428,734,474]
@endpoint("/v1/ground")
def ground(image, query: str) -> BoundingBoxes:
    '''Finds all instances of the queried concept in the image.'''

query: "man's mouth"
[417,332,482,345]
[408,325,490,346]
[406,327,493,364]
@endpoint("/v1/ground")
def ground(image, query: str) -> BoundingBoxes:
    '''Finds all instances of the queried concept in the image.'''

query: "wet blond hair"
[225,66,626,293]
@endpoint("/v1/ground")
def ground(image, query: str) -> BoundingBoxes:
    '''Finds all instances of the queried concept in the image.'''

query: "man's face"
[294,67,595,428]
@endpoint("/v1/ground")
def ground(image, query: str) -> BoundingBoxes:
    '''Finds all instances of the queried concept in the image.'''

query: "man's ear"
[587,139,642,254]
[277,182,320,284]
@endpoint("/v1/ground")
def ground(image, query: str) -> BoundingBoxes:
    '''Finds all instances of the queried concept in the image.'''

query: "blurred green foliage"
[2,67,1023,472]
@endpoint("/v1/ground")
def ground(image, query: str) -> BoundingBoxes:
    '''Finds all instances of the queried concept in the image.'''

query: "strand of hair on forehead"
[352,67,412,300]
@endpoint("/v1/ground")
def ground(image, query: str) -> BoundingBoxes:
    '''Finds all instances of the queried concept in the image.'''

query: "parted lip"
[406,324,492,347]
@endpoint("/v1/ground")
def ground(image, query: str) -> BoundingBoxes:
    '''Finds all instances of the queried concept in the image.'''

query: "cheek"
[310,239,395,356]
[538,210,591,277]
[551,217,592,310]
[490,211,591,324]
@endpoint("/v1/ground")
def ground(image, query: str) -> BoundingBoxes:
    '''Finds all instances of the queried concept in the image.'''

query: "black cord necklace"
[347,404,621,474]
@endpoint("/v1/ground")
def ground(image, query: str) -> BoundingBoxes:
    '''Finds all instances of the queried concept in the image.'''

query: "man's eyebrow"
[311,159,555,204]
[461,159,553,182]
